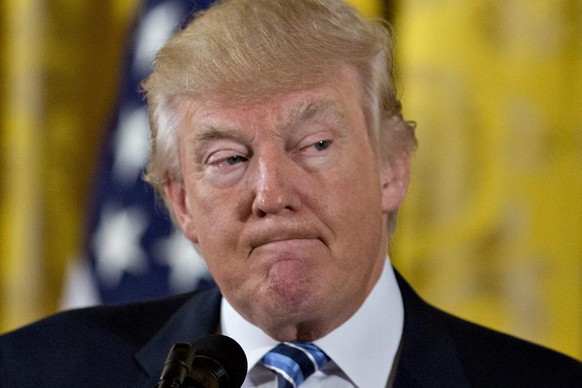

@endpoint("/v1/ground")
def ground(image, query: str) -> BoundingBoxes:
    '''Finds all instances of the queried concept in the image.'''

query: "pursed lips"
[249,239,325,266]
[248,229,325,256]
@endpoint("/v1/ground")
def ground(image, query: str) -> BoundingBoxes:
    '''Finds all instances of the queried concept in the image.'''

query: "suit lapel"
[134,287,222,385]
[132,272,471,387]
[393,271,471,387]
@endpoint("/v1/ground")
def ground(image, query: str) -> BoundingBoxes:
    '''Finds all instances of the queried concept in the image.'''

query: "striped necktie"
[261,342,330,388]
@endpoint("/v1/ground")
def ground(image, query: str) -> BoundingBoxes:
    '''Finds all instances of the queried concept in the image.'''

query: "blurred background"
[0,0,580,360]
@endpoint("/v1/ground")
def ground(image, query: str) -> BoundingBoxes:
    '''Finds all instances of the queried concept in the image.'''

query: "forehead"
[177,66,365,135]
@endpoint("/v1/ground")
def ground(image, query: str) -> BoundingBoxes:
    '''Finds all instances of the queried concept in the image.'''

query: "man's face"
[166,66,409,341]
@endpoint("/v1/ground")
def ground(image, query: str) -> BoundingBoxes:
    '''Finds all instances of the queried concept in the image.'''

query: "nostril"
[251,155,301,216]
[252,189,287,216]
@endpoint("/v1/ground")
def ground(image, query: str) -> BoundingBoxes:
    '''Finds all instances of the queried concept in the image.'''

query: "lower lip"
[252,239,322,259]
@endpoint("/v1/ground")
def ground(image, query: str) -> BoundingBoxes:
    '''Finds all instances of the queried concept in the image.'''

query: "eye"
[312,139,332,151]
[224,155,247,165]
[206,150,248,169]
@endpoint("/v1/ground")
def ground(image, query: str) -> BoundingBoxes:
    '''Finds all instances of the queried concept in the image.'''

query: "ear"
[380,152,411,213]
[164,179,199,244]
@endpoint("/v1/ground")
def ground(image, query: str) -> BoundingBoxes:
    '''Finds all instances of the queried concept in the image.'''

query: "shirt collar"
[221,258,404,388]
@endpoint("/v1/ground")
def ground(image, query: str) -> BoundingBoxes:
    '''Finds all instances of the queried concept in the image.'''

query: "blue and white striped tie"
[261,342,330,388]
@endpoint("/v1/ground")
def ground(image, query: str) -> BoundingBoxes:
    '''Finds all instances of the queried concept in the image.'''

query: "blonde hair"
[143,0,416,205]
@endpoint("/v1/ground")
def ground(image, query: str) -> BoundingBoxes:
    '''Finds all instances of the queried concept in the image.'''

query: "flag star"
[155,229,209,293]
[132,2,184,77]
[112,106,150,185]
[93,206,149,288]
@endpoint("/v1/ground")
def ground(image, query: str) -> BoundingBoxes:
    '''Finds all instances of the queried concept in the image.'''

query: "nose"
[251,151,300,217]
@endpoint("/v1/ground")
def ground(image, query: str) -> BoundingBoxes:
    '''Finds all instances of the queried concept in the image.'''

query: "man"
[1,0,581,387]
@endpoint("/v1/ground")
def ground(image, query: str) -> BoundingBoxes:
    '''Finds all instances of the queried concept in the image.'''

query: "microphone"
[156,343,195,388]
[156,335,248,388]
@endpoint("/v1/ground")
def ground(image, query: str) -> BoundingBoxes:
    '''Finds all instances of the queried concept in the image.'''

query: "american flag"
[62,0,215,307]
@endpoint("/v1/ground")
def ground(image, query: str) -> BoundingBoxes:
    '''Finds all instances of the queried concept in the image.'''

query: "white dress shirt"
[221,259,404,387]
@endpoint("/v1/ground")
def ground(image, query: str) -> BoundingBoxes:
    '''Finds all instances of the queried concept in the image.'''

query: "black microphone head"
[190,334,248,388]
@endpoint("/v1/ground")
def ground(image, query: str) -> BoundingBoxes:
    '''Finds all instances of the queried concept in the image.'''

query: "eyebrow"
[186,125,245,163]
[281,99,347,130]
[189,125,243,144]
[186,98,347,157]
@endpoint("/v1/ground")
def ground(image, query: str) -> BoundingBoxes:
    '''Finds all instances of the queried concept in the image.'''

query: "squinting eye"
[313,140,332,151]
[225,155,247,165]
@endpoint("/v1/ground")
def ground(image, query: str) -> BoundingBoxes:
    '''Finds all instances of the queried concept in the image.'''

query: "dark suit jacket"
[1,272,581,387]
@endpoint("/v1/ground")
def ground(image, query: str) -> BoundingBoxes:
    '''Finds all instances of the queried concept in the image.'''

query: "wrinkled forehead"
[177,100,353,155]
[170,68,370,139]
[169,64,367,132]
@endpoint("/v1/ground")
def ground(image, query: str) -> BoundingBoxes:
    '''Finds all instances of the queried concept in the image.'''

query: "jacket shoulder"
[2,290,195,346]
[439,307,582,387]
[395,270,582,387]
[0,289,215,387]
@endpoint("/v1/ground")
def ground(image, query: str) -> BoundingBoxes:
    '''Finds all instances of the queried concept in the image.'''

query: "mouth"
[249,238,325,266]
[248,228,324,256]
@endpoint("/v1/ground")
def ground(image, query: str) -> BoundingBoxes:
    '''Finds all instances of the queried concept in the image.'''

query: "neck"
[261,319,339,343]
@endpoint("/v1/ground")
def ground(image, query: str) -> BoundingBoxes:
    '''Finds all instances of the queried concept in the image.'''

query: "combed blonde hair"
[143,0,416,205]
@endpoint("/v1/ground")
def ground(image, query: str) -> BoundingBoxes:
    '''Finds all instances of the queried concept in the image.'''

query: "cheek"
[322,162,385,248]
[189,188,247,263]
[327,160,383,216]
[184,189,219,247]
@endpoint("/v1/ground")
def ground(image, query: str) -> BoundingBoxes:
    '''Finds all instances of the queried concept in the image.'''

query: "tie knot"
[261,342,330,388]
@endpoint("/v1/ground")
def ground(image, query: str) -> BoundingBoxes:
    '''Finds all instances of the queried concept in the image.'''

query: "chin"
[270,281,329,318]
[265,270,318,306]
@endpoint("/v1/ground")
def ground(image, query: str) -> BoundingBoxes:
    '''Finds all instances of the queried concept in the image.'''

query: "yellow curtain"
[346,0,383,17]
[0,0,139,333]
[392,0,582,359]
